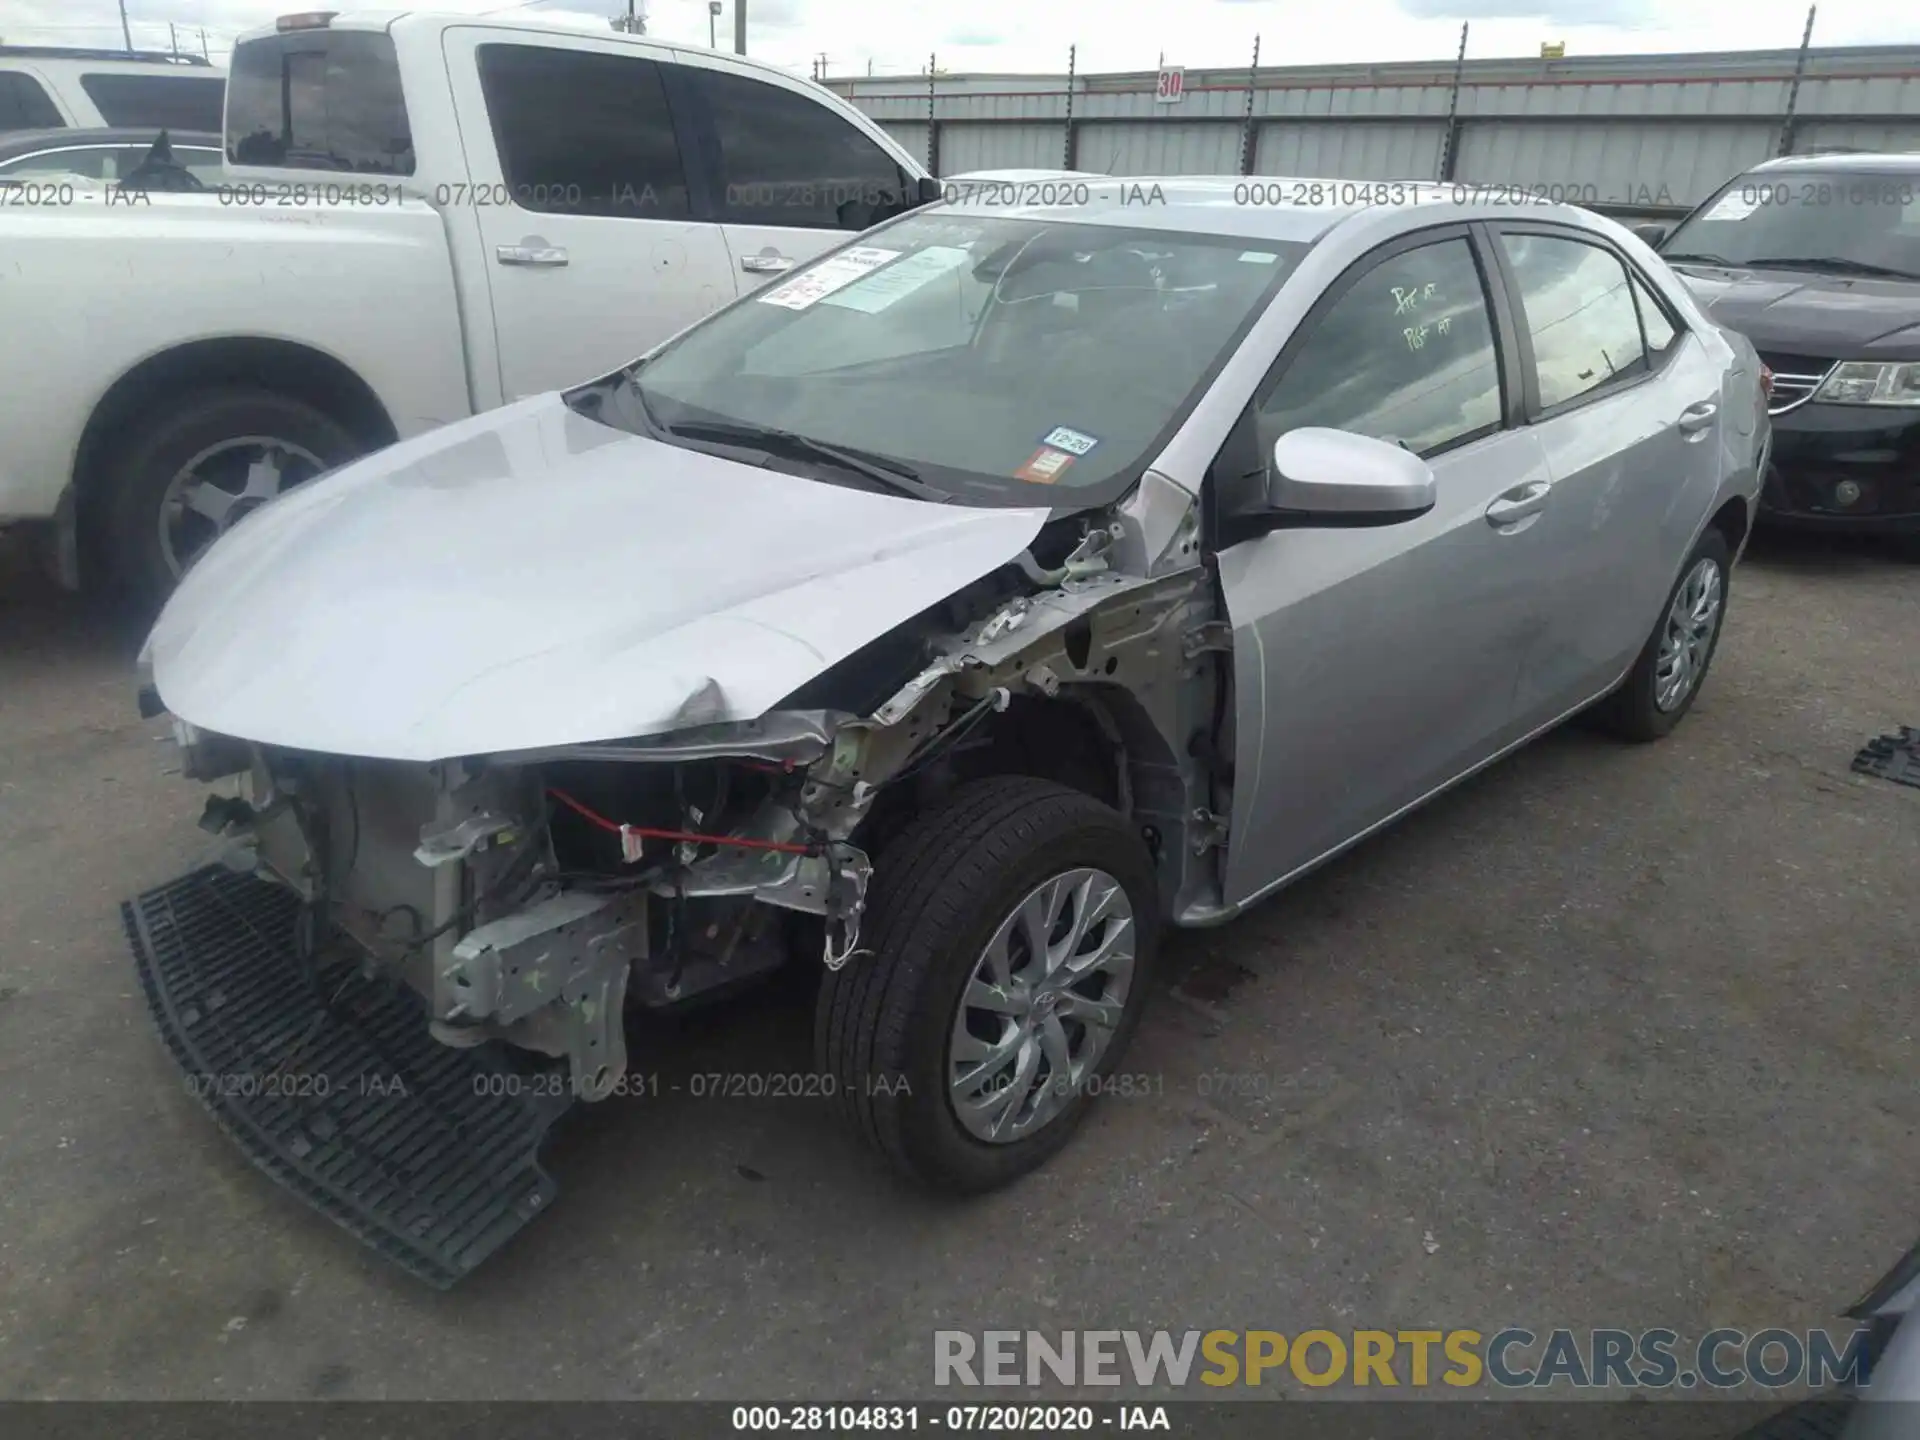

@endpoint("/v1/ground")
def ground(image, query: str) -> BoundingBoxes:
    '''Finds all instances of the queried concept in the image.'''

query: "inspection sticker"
[822,245,972,313]
[757,247,902,309]
[1013,447,1076,484]
[1039,425,1100,456]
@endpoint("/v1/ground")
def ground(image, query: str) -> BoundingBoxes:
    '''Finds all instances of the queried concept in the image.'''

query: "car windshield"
[1663,168,1920,279]
[620,211,1307,505]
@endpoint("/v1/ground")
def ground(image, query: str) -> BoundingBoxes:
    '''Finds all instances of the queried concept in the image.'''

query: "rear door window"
[475,43,690,219]
[226,30,414,173]
[80,73,223,131]
[0,72,63,131]
[678,67,911,230]
[1499,232,1648,411]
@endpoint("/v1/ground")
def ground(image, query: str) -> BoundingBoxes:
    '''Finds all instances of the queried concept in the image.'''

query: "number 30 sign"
[1155,66,1185,103]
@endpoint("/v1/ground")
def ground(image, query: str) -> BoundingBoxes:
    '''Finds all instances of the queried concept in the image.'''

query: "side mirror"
[1264,428,1437,527]
[1630,221,1671,249]
[915,175,944,206]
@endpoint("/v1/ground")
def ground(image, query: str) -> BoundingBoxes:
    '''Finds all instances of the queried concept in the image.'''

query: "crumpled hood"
[1674,264,1920,357]
[147,393,1049,761]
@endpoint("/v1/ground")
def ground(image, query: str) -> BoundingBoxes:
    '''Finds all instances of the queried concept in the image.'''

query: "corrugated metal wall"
[831,43,1920,214]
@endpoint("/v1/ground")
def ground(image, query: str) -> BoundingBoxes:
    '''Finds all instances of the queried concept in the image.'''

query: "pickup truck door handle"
[1485,479,1552,528]
[1677,400,1718,434]
[495,243,569,267]
[740,254,795,274]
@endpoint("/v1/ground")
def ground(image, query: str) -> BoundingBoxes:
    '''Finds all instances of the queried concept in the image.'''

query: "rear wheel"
[815,776,1159,1193]
[98,386,363,606]
[1596,528,1732,742]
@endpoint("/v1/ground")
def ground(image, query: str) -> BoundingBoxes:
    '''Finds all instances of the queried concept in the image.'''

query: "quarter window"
[0,72,63,131]
[80,73,223,132]
[1629,270,1679,360]
[476,44,690,219]
[683,68,911,230]
[1501,233,1648,410]
[1259,236,1503,457]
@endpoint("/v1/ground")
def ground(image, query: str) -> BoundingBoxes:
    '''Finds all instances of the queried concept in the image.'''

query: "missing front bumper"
[124,865,572,1287]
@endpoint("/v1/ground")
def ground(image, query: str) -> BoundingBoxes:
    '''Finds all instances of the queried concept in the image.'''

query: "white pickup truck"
[0,10,934,600]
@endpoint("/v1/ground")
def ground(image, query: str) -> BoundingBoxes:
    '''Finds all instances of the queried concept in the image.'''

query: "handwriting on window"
[1391,280,1454,351]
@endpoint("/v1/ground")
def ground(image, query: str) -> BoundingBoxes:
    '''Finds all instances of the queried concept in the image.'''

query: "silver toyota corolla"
[130,178,1769,1283]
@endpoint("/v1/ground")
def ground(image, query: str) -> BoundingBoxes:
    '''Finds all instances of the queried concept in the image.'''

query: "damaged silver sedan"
[128,180,1767,1282]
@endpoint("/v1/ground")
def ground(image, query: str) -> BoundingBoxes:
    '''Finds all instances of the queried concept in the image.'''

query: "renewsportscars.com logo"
[934,1328,1875,1390]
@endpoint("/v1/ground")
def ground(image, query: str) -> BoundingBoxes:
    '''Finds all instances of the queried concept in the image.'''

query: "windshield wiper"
[1663,251,1739,267]
[1744,255,1919,280]
[660,420,944,501]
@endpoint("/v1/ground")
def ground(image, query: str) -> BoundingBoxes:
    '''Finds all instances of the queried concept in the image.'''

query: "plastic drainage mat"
[1852,728,1920,790]
[123,865,572,1287]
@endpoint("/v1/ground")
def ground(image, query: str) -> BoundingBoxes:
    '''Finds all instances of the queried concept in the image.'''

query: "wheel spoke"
[964,978,1019,1015]
[240,450,289,502]
[181,482,238,525]
[949,1024,1022,1095]
[1055,989,1124,1032]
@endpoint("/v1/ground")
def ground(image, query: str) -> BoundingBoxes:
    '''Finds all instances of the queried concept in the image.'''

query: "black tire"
[815,776,1160,1194]
[1595,527,1732,743]
[97,386,364,606]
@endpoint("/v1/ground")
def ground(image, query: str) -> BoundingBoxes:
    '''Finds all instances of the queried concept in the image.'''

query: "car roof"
[935,174,1598,245]
[0,127,222,161]
[1749,150,1920,174]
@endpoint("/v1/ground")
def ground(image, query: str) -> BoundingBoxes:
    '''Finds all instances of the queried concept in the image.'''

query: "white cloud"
[2,0,1914,74]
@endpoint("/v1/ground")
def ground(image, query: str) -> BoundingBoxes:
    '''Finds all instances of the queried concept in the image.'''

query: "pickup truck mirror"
[1630,221,1671,248]
[915,175,944,207]
[1261,428,1437,528]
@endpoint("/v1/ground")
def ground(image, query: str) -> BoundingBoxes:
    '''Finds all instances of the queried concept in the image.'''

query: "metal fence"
[825,27,1920,219]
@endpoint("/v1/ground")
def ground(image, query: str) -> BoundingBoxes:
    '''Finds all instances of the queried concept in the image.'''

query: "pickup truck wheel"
[815,776,1159,1194]
[1594,528,1731,743]
[100,387,363,603]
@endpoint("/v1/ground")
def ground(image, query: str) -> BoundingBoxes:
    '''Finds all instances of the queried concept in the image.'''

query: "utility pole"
[734,0,746,55]
[708,0,719,48]
[169,22,179,56]
[815,52,828,81]
[118,0,133,51]
[199,28,210,60]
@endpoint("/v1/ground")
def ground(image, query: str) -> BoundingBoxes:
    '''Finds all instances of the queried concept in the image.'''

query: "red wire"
[545,787,814,856]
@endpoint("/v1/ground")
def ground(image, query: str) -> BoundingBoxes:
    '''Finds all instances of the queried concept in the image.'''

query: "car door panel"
[1218,425,1553,907]
[1213,228,1551,909]
[663,55,922,297]
[1490,228,1727,726]
[442,29,735,402]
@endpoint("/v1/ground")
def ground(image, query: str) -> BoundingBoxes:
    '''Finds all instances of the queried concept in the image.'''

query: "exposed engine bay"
[158,481,1231,1105]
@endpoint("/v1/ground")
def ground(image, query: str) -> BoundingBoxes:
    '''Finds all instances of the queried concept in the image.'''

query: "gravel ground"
[0,528,1914,1403]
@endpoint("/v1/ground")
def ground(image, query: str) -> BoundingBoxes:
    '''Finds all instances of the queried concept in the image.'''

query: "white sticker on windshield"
[757,247,903,310]
[821,245,973,313]
[1700,192,1760,223]
[1040,426,1100,456]
[1238,250,1280,264]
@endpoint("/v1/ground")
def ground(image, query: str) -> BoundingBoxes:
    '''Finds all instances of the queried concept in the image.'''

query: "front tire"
[815,776,1159,1194]
[1596,528,1732,742]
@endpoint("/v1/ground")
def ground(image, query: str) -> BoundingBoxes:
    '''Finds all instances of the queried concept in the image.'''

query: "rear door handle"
[741,254,795,274]
[1485,479,1551,528]
[1677,401,1719,434]
[496,243,569,267]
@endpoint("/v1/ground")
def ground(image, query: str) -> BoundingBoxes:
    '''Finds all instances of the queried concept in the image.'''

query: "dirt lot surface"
[0,530,1913,1402]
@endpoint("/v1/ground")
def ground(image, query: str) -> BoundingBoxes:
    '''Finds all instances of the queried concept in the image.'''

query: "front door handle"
[496,243,569,267]
[1677,401,1719,434]
[1485,479,1551,528]
[741,253,795,274]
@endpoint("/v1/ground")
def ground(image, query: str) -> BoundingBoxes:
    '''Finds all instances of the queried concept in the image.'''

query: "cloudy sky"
[5,0,1918,77]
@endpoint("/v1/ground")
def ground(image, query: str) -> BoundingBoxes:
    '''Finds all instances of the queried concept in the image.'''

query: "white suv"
[0,46,225,133]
